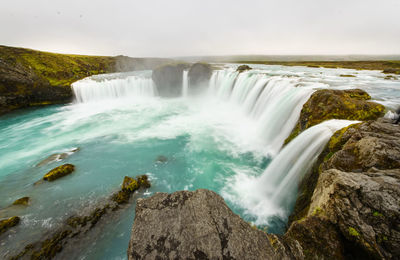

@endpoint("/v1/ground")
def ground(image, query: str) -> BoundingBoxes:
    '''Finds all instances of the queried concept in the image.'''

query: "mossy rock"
[0,216,20,235]
[339,74,356,77]
[284,89,385,144]
[112,175,151,204]
[12,196,30,206]
[236,64,252,72]
[43,164,75,181]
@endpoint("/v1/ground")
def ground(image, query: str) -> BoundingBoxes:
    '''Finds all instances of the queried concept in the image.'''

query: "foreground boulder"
[0,216,20,235]
[187,63,212,94]
[43,164,75,181]
[128,189,303,260]
[285,89,385,143]
[152,63,188,97]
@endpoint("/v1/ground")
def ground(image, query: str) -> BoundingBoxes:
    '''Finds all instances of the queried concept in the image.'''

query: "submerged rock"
[236,64,252,72]
[128,189,303,260]
[43,164,75,181]
[12,196,30,206]
[152,63,188,97]
[36,148,79,167]
[187,63,212,94]
[285,89,385,144]
[155,155,168,163]
[0,216,20,235]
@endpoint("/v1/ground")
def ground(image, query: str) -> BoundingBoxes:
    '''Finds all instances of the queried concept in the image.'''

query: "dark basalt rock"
[128,189,303,260]
[236,64,252,72]
[152,63,189,97]
[285,89,385,144]
[0,216,20,235]
[187,63,212,94]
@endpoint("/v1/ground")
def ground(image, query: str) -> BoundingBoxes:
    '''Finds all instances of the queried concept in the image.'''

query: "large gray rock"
[152,63,188,97]
[128,189,303,260]
[188,63,212,94]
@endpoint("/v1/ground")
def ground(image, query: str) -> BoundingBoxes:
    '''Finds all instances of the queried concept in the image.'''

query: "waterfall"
[208,70,314,156]
[182,70,189,97]
[72,75,156,103]
[224,119,358,225]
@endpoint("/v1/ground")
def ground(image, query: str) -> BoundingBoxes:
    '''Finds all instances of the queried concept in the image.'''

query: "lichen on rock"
[0,216,20,235]
[43,164,75,181]
[12,196,30,206]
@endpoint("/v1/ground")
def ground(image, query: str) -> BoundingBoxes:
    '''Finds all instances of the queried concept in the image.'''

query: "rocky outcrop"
[285,89,385,144]
[289,119,400,259]
[0,45,172,115]
[43,164,75,181]
[187,63,212,94]
[128,189,303,260]
[152,63,189,97]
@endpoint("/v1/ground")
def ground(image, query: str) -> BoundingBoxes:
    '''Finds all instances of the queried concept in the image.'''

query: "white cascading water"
[72,75,156,103]
[182,70,189,97]
[208,70,314,156]
[224,119,358,225]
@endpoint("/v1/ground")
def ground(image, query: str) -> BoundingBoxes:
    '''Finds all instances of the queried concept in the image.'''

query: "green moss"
[12,196,30,206]
[312,207,323,216]
[31,230,72,259]
[43,164,75,181]
[112,175,151,204]
[0,216,20,235]
[348,227,360,237]
[373,211,383,217]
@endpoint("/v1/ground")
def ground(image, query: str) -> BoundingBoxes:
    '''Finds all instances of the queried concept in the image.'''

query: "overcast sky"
[1,0,399,57]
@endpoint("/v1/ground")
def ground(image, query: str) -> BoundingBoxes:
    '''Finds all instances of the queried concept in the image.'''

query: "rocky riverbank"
[0,45,171,115]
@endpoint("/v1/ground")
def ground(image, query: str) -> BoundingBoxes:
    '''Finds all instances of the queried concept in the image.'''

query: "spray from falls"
[224,119,358,225]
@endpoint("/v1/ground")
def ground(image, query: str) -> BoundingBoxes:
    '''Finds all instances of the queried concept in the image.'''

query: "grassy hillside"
[0,45,171,115]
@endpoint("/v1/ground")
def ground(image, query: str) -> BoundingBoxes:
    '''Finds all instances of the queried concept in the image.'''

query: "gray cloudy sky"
[1,0,399,57]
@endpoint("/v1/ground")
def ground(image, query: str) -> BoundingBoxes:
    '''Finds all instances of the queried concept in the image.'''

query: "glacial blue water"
[1,64,399,259]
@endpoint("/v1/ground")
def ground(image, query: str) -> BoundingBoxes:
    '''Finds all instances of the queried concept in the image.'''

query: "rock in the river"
[236,64,252,72]
[43,164,75,181]
[152,63,189,97]
[0,216,20,235]
[285,89,385,144]
[155,155,168,163]
[128,189,303,260]
[36,147,80,167]
[187,63,212,94]
[112,175,150,204]
[12,196,30,206]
